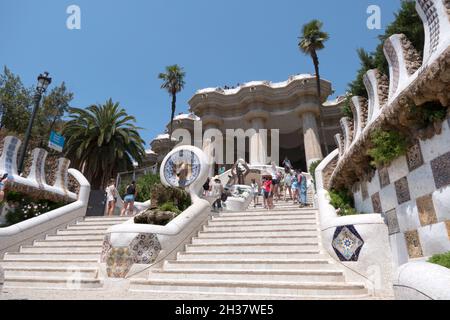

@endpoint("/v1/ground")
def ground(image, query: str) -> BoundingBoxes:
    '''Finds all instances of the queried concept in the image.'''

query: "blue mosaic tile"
[332,225,365,261]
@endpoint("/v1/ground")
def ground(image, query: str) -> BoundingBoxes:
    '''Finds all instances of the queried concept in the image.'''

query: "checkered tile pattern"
[353,120,450,265]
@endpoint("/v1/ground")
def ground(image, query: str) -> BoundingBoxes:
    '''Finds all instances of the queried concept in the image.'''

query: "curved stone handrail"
[100,146,212,278]
[315,150,394,297]
[0,168,90,257]
[393,261,450,300]
[416,0,450,65]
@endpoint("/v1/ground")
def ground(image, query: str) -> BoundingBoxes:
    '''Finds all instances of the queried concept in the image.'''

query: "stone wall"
[353,119,450,265]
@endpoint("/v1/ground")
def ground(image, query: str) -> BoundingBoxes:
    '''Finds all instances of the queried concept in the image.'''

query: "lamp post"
[17,72,52,174]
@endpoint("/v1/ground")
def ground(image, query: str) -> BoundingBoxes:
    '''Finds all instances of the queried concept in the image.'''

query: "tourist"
[105,178,118,216]
[0,173,8,202]
[211,176,224,212]
[262,175,274,210]
[291,173,299,204]
[282,156,292,170]
[298,171,308,207]
[202,177,211,196]
[121,181,137,216]
[270,162,280,202]
[250,178,259,208]
[283,170,293,201]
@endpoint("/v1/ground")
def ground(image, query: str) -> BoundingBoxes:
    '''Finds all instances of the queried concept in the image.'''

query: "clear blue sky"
[0,0,401,148]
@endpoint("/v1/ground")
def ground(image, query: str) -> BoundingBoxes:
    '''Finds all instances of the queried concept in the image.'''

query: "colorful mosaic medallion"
[332,225,365,261]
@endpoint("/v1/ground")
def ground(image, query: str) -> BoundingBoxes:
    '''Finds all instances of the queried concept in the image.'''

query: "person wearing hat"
[211,175,224,212]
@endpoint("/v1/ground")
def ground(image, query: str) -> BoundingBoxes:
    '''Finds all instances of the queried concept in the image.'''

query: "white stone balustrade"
[0,136,77,201]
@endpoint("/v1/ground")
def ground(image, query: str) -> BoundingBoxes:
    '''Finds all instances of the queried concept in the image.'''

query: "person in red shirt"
[262,176,274,210]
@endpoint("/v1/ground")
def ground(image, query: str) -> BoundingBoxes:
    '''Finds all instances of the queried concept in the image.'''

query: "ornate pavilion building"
[146,74,345,172]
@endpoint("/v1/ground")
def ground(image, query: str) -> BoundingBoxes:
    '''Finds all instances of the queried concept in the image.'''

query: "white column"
[249,118,267,165]
[302,112,323,168]
[203,123,218,178]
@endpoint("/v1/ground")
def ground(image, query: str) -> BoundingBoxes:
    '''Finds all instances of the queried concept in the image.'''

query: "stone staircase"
[129,200,370,299]
[0,216,129,290]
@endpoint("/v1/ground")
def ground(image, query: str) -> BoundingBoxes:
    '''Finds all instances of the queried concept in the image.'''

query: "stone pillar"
[203,123,219,178]
[249,118,267,165]
[302,112,323,168]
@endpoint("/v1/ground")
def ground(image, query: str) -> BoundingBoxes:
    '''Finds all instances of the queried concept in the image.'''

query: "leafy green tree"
[298,19,329,98]
[35,82,74,146]
[63,99,145,189]
[158,65,186,140]
[347,0,424,96]
[348,49,376,97]
[0,66,32,134]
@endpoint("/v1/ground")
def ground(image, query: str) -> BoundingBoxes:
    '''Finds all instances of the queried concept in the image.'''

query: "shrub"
[329,189,358,216]
[367,129,408,167]
[4,191,65,226]
[409,102,447,127]
[135,173,160,202]
[158,201,181,215]
[428,251,450,269]
[308,160,322,191]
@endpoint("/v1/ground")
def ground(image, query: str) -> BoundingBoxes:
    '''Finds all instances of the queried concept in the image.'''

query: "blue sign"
[48,131,65,152]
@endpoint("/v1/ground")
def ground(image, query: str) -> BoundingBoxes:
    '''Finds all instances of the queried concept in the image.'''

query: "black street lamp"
[17,72,52,174]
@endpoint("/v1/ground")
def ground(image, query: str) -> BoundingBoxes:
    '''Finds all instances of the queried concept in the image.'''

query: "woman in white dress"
[105,179,118,216]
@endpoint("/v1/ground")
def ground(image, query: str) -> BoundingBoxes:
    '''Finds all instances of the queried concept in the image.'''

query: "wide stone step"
[4,276,102,289]
[66,225,110,231]
[218,212,316,218]
[33,240,104,247]
[20,246,102,254]
[206,220,317,227]
[163,259,336,270]
[45,234,105,241]
[203,224,317,232]
[56,229,107,236]
[0,259,99,268]
[3,266,98,278]
[130,278,367,297]
[177,251,327,260]
[83,217,130,222]
[211,215,316,223]
[147,269,345,283]
[246,207,315,213]
[197,230,318,238]
[185,243,319,253]
[191,236,318,245]
[75,221,127,227]
[3,252,100,261]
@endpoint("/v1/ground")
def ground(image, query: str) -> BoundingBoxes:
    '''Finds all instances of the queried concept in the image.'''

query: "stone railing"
[100,146,212,280]
[315,150,395,297]
[0,135,91,257]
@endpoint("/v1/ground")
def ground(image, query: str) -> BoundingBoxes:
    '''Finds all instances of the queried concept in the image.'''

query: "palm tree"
[63,98,145,189]
[298,19,329,98]
[299,19,330,156]
[158,65,186,140]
